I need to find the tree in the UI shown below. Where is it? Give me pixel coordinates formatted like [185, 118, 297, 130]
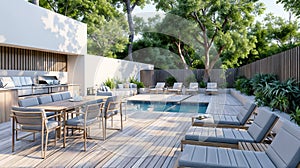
[37, 0, 128, 57]
[237, 14, 300, 66]
[155, 0, 264, 81]
[112, 0, 149, 61]
[277, 0, 300, 17]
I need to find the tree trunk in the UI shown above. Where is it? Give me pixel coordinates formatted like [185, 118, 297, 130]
[125, 0, 134, 61]
[176, 41, 189, 69]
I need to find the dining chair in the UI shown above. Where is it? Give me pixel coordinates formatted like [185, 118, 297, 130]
[63, 102, 105, 151]
[11, 106, 61, 159]
[100, 96, 123, 140]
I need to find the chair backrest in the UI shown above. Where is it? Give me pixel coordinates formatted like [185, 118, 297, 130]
[84, 103, 103, 121]
[207, 82, 217, 89]
[266, 122, 300, 168]
[237, 103, 257, 125]
[19, 97, 39, 107]
[11, 106, 46, 130]
[38, 95, 53, 104]
[155, 82, 165, 88]
[51, 93, 62, 102]
[173, 82, 183, 89]
[247, 110, 278, 142]
[61, 92, 71, 100]
[104, 96, 118, 109]
[189, 82, 198, 89]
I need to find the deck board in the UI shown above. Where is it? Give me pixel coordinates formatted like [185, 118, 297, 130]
[0, 93, 245, 167]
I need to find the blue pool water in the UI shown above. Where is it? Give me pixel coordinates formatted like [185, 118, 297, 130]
[127, 101, 208, 113]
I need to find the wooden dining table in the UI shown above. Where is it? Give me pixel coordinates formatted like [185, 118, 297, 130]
[31, 95, 109, 137]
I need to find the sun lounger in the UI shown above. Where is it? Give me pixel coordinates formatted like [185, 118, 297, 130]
[167, 82, 183, 94]
[181, 110, 278, 150]
[185, 82, 199, 94]
[149, 82, 165, 94]
[192, 103, 257, 128]
[205, 82, 218, 94]
[178, 121, 300, 168]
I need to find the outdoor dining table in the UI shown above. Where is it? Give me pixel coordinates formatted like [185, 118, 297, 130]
[30, 95, 109, 137]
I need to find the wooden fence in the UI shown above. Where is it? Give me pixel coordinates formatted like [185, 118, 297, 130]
[238, 46, 300, 83]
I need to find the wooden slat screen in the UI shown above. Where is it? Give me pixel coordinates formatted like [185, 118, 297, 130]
[0, 46, 67, 72]
[238, 46, 300, 83]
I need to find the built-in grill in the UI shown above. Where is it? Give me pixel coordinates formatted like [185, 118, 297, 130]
[38, 76, 60, 85]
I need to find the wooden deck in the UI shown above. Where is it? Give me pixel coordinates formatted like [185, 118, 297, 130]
[0, 93, 245, 167]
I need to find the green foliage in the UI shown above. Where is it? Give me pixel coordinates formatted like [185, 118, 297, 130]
[238, 14, 300, 66]
[199, 81, 206, 88]
[270, 94, 289, 112]
[277, 0, 300, 18]
[234, 77, 253, 96]
[166, 76, 177, 87]
[128, 77, 145, 89]
[103, 78, 116, 89]
[290, 107, 300, 126]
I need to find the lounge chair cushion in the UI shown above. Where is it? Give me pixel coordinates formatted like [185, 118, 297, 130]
[194, 115, 241, 125]
[179, 145, 276, 168]
[24, 77, 33, 86]
[237, 103, 256, 125]
[266, 122, 300, 168]
[38, 95, 53, 104]
[247, 111, 278, 142]
[185, 126, 254, 144]
[51, 93, 62, 102]
[61, 92, 71, 100]
[19, 97, 39, 107]
[12, 77, 22, 87]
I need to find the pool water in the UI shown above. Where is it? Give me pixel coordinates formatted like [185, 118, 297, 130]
[127, 101, 208, 113]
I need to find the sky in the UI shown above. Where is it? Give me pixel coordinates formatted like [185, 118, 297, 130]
[133, 0, 294, 21]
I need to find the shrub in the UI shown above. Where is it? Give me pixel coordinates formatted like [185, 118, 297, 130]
[199, 81, 206, 88]
[235, 77, 253, 95]
[291, 106, 300, 126]
[103, 78, 116, 89]
[166, 76, 177, 87]
[129, 76, 144, 89]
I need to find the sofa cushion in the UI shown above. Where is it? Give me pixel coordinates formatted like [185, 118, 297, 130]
[12, 77, 22, 87]
[24, 77, 33, 86]
[20, 77, 27, 86]
[51, 93, 63, 102]
[18, 97, 39, 107]
[61, 92, 71, 100]
[38, 95, 53, 104]
[0, 77, 15, 88]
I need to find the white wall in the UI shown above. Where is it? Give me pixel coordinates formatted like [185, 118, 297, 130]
[0, 0, 87, 55]
[84, 55, 154, 95]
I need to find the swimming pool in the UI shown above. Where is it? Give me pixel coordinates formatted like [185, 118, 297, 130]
[127, 101, 208, 113]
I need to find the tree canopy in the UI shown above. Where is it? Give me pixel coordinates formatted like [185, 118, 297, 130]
[277, 0, 300, 17]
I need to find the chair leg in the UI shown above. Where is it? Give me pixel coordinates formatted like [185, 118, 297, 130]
[84, 128, 87, 151]
[111, 117, 113, 127]
[44, 131, 49, 159]
[41, 130, 44, 159]
[63, 126, 67, 148]
[102, 118, 106, 140]
[12, 119, 15, 152]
